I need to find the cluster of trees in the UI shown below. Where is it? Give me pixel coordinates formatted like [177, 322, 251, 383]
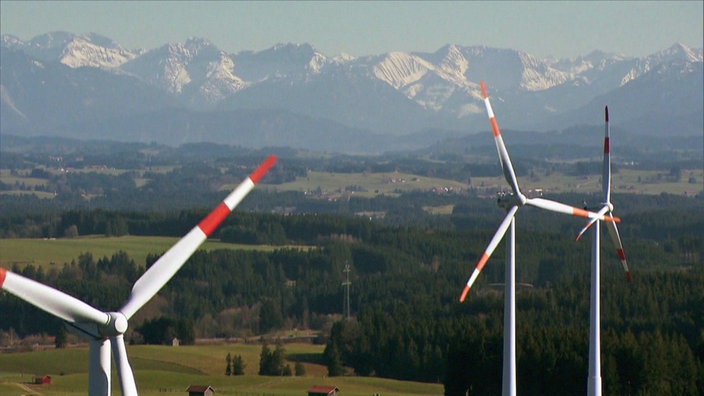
[323, 269, 703, 395]
[225, 352, 246, 376]
[1, 206, 701, 394]
[136, 317, 195, 345]
[258, 340, 305, 376]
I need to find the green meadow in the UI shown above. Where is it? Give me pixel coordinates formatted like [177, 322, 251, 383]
[3, 167, 701, 201]
[469, 168, 703, 196]
[0, 236, 297, 269]
[0, 344, 443, 395]
[268, 168, 702, 198]
[253, 171, 468, 198]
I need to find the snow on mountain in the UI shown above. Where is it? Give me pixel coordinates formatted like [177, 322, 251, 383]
[373, 52, 434, 89]
[60, 35, 138, 68]
[232, 43, 331, 82]
[1, 32, 701, 152]
[1, 34, 24, 48]
[120, 37, 246, 107]
[5, 32, 139, 69]
[515, 51, 570, 90]
[620, 43, 703, 85]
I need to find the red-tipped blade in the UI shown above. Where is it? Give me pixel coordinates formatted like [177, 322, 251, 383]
[603, 106, 611, 204]
[459, 206, 518, 302]
[250, 154, 278, 184]
[576, 205, 610, 241]
[199, 154, 278, 236]
[480, 81, 524, 202]
[605, 216, 631, 282]
[121, 155, 277, 319]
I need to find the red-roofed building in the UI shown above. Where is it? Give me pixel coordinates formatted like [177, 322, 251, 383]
[33, 375, 52, 385]
[186, 385, 214, 396]
[307, 385, 339, 396]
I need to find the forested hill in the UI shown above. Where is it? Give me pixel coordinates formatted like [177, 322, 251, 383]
[1, 138, 702, 394]
[1, 200, 702, 395]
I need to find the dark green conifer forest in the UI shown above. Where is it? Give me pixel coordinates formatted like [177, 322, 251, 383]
[1, 140, 702, 395]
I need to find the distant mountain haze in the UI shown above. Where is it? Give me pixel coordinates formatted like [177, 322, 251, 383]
[1, 32, 701, 153]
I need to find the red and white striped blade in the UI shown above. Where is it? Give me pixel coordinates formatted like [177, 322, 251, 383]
[89, 338, 112, 396]
[120, 155, 277, 319]
[481, 81, 525, 202]
[524, 197, 617, 223]
[604, 215, 631, 282]
[460, 205, 519, 302]
[112, 334, 138, 396]
[0, 267, 109, 326]
[576, 205, 611, 241]
[603, 106, 612, 205]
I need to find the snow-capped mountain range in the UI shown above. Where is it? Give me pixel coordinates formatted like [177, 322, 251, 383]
[1, 32, 702, 153]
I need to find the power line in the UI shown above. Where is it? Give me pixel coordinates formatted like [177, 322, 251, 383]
[342, 263, 351, 320]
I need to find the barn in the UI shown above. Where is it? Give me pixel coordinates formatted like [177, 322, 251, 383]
[307, 385, 339, 396]
[186, 385, 214, 396]
[33, 375, 52, 384]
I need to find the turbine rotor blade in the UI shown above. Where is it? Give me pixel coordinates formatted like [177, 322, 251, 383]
[0, 267, 109, 325]
[89, 338, 112, 396]
[604, 216, 631, 282]
[603, 106, 611, 204]
[481, 81, 525, 202]
[576, 205, 611, 241]
[524, 197, 618, 223]
[120, 155, 277, 319]
[460, 205, 519, 302]
[112, 334, 138, 396]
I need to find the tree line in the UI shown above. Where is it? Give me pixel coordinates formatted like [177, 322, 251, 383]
[0, 196, 702, 394]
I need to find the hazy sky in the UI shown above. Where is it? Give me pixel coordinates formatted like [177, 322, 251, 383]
[1, 1, 702, 58]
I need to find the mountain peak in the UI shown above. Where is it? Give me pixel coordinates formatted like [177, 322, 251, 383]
[184, 37, 217, 53]
[2, 32, 702, 148]
[373, 51, 433, 89]
[650, 43, 702, 63]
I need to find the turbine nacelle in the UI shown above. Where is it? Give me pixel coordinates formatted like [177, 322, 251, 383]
[71, 312, 128, 340]
[497, 192, 522, 210]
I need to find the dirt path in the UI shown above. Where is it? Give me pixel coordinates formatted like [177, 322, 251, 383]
[0, 380, 40, 395]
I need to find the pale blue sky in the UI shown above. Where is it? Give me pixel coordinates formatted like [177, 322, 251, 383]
[1, 1, 702, 58]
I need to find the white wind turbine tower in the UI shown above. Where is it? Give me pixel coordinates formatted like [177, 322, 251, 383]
[576, 107, 631, 396]
[0, 155, 277, 396]
[459, 81, 618, 396]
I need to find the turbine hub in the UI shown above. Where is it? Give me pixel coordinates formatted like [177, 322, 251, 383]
[101, 312, 129, 337]
[497, 192, 522, 209]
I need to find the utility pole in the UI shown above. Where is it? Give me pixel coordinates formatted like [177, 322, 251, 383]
[342, 263, 351, 320]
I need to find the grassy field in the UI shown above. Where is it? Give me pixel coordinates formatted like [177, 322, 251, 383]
[3, 166, 701, 201]
[468, 168, 703, 196]
[0, 236, 304, 269]
[268, 170, 468, 198]
[0, 343, 443, 395]
[268, 168, 702, 198]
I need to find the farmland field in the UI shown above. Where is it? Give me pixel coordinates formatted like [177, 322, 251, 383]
[0, 343, 443, 395]
[3, 166, 701, 201]
[269, 168, 703, 197]
[0, 236, 303, 269]
[467, 168, 703, 196]
[266, 170, 468, 198]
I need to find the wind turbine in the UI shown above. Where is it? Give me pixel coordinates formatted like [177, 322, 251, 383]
[459, 81, 618, 396]
[576, 107, 631, 396]
[0, 154, 277, 396]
